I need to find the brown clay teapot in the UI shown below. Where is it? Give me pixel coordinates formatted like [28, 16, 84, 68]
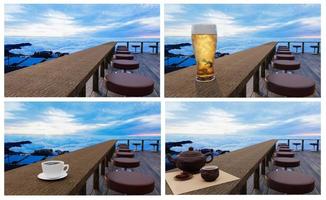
[167, 147, 213, 173]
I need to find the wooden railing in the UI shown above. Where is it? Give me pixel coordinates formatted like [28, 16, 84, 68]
[117, 41, 160, 54]
[5, 42, 116, 97]
[166, 140, 277, 194]
[277, 41, 320, 54]
[117, 139, 160, 152]
[165, 42, 277, 97]
[5, 140, 116, 195]
[277, 139, 320, 151]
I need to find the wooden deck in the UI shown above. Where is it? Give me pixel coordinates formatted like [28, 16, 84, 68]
[87, 151, 161, 195]
[166, 140, 277, 194]
[248, 53, 321, 97]
[247, 151, 321, 194]
[87, 53, 160, 97]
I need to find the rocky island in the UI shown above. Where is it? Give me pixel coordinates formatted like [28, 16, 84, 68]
[5, 141, 69, 171]
[4, 43, 69, 73]
[165, 43, 229, 73]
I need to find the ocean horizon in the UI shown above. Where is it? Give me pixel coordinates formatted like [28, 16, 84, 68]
[5, 36, 160, 56]
[165, 36, 320, 55]
[5, 134, 161, 154]
[166, 134, 320, 152]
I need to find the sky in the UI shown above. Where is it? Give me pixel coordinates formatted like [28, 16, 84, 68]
[5, 4, 160, 38]
[5, 102, 161, 137]
[165, 4, 321, 38]
[166, 102, 320, 137]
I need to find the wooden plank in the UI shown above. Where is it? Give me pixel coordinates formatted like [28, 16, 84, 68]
[93, 69, 99, 92]
[5, 140, 116, 195]
[166, 140, 277, 194]
[5, 42, 116, 97]
[165, 42, 277, 97]
[93, 166, 99, 190]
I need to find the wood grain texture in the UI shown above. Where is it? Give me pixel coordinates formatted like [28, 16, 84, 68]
[5, 42, 116, 97]
[166, 140, 277, 194]
[5, 140, 116, 195]
[165, 42, 277, 97]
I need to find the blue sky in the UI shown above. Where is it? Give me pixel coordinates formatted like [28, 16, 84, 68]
[5, 4, 160, 38]
[166, 102, 320, 137]
[165, 4, 321, 38]
[5, 102, 161, 137]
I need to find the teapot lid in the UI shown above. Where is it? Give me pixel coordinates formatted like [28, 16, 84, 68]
[179, 147, 203, 157]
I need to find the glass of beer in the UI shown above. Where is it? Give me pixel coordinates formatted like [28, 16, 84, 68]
[191, 24, 217, 82]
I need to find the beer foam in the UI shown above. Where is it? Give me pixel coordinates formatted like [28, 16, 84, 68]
[192, 24, 217, 35]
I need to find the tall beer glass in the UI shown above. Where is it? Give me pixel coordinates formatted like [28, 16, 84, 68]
[191, 24, 217, 82]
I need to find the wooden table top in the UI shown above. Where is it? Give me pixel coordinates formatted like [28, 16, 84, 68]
[165, 42, 277, 97]
[5, 140, 116, 195]
[5, 42, 116, 97]
[166, 140, 277, 194]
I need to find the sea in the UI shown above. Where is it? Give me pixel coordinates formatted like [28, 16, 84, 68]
[166, 134, 320, 152]
[5, 36, 160, 55]
[5, 134, 161, 153]
[5, 134, 160, 170]
[165, 36, 320, 55]
[165, 36, 320, 71]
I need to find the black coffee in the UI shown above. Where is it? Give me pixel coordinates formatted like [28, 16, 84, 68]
[45, 162, 60, 165]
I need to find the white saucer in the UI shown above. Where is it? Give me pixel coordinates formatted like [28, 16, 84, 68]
[37, 172, 68, 181]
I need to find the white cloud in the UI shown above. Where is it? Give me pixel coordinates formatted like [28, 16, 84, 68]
[5, 102, 27, 120]
[166, 108, 274, 135]
[5, 10, 113, 37]
[166, 106, 320, 135]
[5, 108, 116, 135]
[165, 9, 320, 37]
[5, 108, 160, 136]
[165, 4, 186, 22]
[124, 114, 161, 127]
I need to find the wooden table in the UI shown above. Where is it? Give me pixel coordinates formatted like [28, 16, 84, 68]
[166, 140, 277, 194]
[5, 42, 116, 97]
[165, 42, 277, 97]
[5, 140, 116, 195]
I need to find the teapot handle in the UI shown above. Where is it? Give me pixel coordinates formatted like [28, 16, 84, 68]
[205, 152, 214, 163]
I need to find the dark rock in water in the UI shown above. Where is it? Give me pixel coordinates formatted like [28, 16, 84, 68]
[165, 42, 230, 74]
[31, 149, 53, 156]
[216, 52, 229, 58]
[5, 141, 32, 154]
[32, 51, 53, 58]
[200, 148, 214, 154]
[166, 140, 193, 154]
[54, 52, 69, 57]
[55, 150, 69, 155]
[5, 43, 32, 57]
[165, 43, 191, 57]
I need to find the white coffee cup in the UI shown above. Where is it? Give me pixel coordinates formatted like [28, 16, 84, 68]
[41, 160, 69, 178]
